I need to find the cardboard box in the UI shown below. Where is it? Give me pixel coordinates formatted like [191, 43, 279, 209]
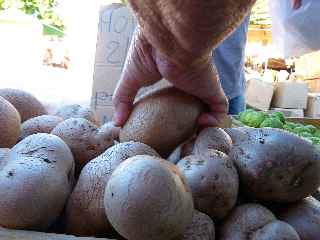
[272, 81, 308, 109]
[305, 78, 320, 93]
[245, 79, 275, 110]
[295, 51, 320, 79]
[305, 93, 320, 118]
[91, 4, 136, 124]
[270, 108, 304, 118]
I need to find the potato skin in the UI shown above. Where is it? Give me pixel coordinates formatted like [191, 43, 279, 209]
[104, 155, 194, 240]
[219, 204, 276, 240]
[175, 211, 215, 240]
[51, 118, 117, 172]
[0, 96, 21, 148]
[0, 88, 47, 122]
[0, 148, 10, 168]
[177, 151, 239, 221]
[0, 133, 74, 230]
[223, 127, 252, 146]
[251, 220, 300, 240]
[97, 122, 120, 142]
[64, 142, 159, 237]
[55, 104, 99, 126]
[231, 128, 320, 202]
[19, 115, 63, 141]
[193, 128, 232, 155]
[277, 197, 320, 240]
[120, 87, 204, 157]
[168, 136, 196, 164]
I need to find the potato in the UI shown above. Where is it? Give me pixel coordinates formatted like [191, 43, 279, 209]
[277, 197, 320, 240]
[168, 136, 196, 164]
[104, 155, 194, 240]
[223, 127, 252, 146]
[220, 204, 299, 240]
[120, 87, 204, 157]
[0, 96, 21, 148]
[55, 104, 99, 126]
[231, 128, 320, 202]
[193, 128, 232, 155]
[175, 210, 215, 240]
[98, 121, 120, 142]
[0, 133, 74, 230]
[220, 204, 276, 239]
[177, 151, 239, 221]
[51, 118, 118, 173]
[312, 189, 320, 201]
[0, 88, 47, 122]
[251, 221, 300, 240]
[64, 141, 159, 237]
[0, 148, 10, 168]
[19, 115, 63, 141]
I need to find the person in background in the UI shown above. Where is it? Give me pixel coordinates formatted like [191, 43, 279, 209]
[215, 0, 302, 115]
[112, 0, 302, 126]
[213, 15, 250, 115]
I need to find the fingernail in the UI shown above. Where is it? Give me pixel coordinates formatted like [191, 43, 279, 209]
[206, 115, 218, 125]
[198, 113, 218, 127]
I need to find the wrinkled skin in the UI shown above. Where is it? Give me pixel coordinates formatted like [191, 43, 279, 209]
[113, 0, 256, 127]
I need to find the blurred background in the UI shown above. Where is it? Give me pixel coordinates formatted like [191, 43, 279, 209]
[0, 0, 123, 109]
[0, 0, 319, 115]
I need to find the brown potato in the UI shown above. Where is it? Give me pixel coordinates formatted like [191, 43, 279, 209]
[0, 148, 10, 168]
[120, 87, 204, 157]
[251, 220, 300, 240]
[175, 210, 215, 240]
[0, 88, 47, 122]
[177, 151, 239, 221]
[193, 128, 232, 155]
[168, 135, 196, 164]
[223, 127, 253, 146]
[51, 118, 118, 173]
[97, 121, 120, 142]
[312, 189, 320, 201]
[219, 204, 299, 240]
[64, 142, 159, 237]
[277, 197, 320, 240]
[55, 104, 99, 126]
[231, 128, 320, 202]
[0, 133, 74, 230]
[220, 204, 276, 239]
[104, 155, 194, 240]
[19, 115, 63, 141]
[0, 96, 21, 148]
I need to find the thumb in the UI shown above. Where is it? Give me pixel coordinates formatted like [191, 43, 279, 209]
[112, 28, 161, 126]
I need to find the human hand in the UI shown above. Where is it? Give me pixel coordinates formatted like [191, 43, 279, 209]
[112, 0, 256, 127]
[112, 27, 228, 127]
[292, 0, 302, 9]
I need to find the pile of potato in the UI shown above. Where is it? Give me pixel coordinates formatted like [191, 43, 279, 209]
[0, 87, 320, 240]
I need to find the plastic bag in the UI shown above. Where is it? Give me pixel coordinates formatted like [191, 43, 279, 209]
[270, 0, 320, 58]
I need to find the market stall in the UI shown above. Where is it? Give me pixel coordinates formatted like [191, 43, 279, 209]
[0, 0, 320, 240]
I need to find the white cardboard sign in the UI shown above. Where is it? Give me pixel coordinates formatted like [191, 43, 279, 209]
[91, 3, 136, 123]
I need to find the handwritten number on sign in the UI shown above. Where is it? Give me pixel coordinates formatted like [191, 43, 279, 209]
[114, 16, 129, 33]
[106, 41, 121, 64]
[100, 8, 129, 34]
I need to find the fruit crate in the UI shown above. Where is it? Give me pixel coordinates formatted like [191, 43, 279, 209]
[0, 227, 113, 240]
